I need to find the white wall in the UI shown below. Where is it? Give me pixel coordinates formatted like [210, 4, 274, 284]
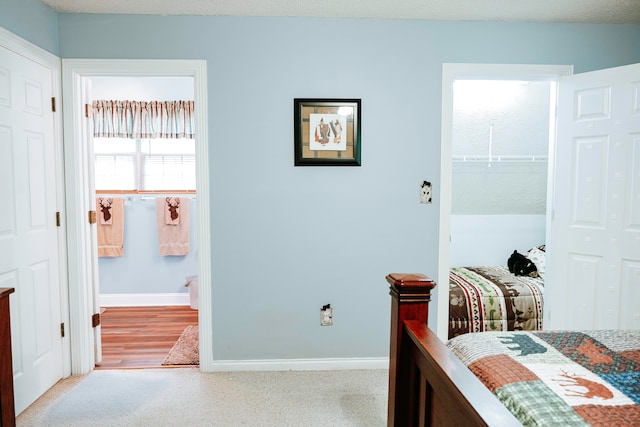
[450, 215, 546, 266]
[91, 76, 193, 101]
[449, 81, 551, 269]
[452, 80, 552, 215]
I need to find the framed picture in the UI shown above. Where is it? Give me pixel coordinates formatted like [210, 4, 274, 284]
[294, 98, 361, 166]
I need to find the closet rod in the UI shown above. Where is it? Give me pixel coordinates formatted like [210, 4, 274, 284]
[452, 155, 548, 163]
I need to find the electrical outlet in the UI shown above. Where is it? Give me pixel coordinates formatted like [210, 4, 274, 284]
[320, 305, 333, 326]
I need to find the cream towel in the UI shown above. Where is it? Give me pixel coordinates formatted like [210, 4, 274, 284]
[97, 197, 125, 257]
[156, 197, 190, 256]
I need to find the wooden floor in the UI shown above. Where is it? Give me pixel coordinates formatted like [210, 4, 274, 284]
[96, 305, 198, 369]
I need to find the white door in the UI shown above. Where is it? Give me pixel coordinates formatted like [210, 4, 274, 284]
[0, 46, 64, 413]
[546, 63, 640, 330]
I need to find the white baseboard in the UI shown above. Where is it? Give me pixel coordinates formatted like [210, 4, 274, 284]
[100, 293, 191, 307]
[205, 357, 389, 372]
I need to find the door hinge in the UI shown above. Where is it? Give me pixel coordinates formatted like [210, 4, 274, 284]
[88, 210, 96, 224]
[85, 103, 92, 118]
[56, 211, 61, 227]
[60, 322, 65, 338]
[51, 97, 56, 112]
[92, 313, 101, 328]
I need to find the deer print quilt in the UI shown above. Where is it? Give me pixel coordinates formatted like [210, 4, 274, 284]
[447, 330, 640, 426]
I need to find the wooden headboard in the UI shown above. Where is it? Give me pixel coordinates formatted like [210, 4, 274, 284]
[386, 273, 520, 426]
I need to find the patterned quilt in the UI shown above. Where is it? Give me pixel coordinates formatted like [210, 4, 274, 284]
[449, 266, 544, 339]
[447, 330, 640, 426]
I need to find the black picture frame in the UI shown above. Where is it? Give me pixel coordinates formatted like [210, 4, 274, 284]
[294, 98, 361, 166]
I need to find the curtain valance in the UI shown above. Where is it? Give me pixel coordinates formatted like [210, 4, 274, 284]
[92, 100, 195, 139]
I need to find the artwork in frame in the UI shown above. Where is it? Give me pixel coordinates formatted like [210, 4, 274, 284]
[293, 98, 361, 166]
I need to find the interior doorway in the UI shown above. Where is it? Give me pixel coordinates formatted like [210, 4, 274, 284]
[61, 59, 213, 374]
[89, 75, 200, 368]
[435, 63, 573, 340]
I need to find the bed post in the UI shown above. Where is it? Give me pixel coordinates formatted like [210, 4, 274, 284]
[386, 273, 435, 427]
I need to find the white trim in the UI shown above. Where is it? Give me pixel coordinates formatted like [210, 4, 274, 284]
[209, 357, 389, 372]
[62, 59, 211, 375]
[100, 293, 190, 307]
[0, 26, 58, 65]
[437, 63, 573, 341]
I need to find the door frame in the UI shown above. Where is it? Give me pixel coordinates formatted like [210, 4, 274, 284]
[61, 59, 213, 373]
[436, 63, 573, 340]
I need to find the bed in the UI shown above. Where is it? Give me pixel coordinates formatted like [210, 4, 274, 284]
[449, 266, 544, 339]
[386, 273, 640, 427]
[448, 246, 546, 339]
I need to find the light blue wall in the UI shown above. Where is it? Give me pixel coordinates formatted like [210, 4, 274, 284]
[4, 7, 640, 360]
[98, 197, 198, 295]
[0, 0, 59, 54]
[55, 14, 640, 361]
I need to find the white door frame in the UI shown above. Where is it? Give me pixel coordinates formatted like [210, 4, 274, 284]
[437, 63, 573, 340]
[61, 59, 213, 373]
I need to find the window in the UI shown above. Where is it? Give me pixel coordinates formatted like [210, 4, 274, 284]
[94, 137, 196, 192]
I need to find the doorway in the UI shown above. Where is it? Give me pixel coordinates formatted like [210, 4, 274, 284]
[89, 75, 199, 368]
[61, 59, 212, 374]
[435, 63, 573, 339]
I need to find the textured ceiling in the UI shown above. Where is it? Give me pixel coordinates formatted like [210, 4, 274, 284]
[40, 0, 640, 23]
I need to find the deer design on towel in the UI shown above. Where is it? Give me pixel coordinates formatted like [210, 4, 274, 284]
[99, 198, 113, 223]
[166, 197, 180, 222]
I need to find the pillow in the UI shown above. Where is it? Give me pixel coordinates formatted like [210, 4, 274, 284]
[527, 247, 546, 278]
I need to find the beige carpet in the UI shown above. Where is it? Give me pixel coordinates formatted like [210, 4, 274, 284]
[162, 325, 199, 365]
[16, 368, 388, 426]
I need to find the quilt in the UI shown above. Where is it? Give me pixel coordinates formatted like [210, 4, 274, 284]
[449, 266, 544, 339]
[447, 330, 640, 426]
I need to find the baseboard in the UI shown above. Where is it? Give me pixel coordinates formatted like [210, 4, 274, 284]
[100, 293, 190, 307]
[205, 357, 389, 372]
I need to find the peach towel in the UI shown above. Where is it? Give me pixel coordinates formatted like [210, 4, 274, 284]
[156, 197, 190, 256]
[97, 197, 124, 257]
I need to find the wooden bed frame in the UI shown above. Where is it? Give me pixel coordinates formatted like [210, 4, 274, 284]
[386, 273, 521, 426]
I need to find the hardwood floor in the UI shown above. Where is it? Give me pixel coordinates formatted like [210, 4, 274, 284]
[96, 305, 198, 369]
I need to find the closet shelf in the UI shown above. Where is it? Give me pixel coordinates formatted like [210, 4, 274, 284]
[452, 154, 548, 163]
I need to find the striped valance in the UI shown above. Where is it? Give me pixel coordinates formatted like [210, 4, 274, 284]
[92, 100, 195, 139]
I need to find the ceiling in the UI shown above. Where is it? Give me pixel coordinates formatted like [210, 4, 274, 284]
[41, 0, 640, 23]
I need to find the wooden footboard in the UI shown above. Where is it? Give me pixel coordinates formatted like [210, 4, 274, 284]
[386, 273, 520, 426]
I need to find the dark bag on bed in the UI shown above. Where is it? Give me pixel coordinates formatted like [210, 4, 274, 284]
[507, 250, 539, 277]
